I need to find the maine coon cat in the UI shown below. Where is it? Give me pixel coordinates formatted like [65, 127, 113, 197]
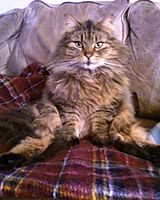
[0, 15, 160, 169]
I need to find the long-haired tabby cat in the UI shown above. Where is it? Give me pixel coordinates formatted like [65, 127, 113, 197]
[0, 15, 160, 169]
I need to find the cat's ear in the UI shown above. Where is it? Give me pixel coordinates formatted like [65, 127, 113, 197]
[65, 14, 81, 31]
[98, 17, 114, 34]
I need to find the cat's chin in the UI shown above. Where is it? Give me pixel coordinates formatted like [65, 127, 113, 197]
[82, 63, 101, 71]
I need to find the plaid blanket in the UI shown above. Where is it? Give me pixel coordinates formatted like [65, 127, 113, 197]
[0, 63, 49, 113]
[0, 64, 160, 199]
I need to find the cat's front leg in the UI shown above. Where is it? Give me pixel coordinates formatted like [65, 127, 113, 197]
[59, 110, 80, 146]
[89, 110, 112, 147]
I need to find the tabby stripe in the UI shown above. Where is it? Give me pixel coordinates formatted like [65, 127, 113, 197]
[62, 111, 80, 117]
[62, 122, 78, 127]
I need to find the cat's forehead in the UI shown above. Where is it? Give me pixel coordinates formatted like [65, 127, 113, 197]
[70, 20, 108, 41]
[82, 20, 95, 31]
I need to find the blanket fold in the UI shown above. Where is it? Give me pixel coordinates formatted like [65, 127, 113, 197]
[0, 63, 49, 112]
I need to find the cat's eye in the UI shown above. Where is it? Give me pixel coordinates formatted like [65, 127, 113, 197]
[95, 42, 103, 49]
[75, 41, 83, 48]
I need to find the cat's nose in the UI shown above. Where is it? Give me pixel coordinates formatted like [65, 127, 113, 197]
[85, 53, 93, 59]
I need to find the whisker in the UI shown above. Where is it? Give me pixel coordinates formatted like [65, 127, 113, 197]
[104, 61, 123, 68]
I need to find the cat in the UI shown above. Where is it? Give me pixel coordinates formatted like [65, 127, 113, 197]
[0, 15, 160, 170]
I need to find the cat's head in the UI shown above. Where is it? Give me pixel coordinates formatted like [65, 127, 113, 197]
[54, 15, 128, 71]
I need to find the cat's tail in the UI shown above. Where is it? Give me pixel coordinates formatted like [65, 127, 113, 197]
[111, 125, 160, 166]
[0, 135, 68, 170]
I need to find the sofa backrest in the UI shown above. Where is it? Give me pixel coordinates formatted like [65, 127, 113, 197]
[126, 0, 160, 119]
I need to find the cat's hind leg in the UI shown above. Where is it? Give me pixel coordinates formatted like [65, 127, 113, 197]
[0, 102, 62, 170]
[0, 136, 52, 170]
[32, 102, 62, 138]
[13, 102, 62, 158]
[110, 125, 160, 166]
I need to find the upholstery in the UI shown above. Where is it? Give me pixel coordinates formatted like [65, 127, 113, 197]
[126, 0, 160, 119]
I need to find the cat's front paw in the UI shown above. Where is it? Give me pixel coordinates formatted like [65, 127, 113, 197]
[90, 133, 110, 147]
[57, 126, 80, 146]
[64, 135, 80, 146]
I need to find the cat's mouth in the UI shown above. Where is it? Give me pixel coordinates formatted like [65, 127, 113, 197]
[79, 58, 104, 70]
[87, 60, 91, 66]
[83, 62, 99, 70]
[80, 59, 104, 70]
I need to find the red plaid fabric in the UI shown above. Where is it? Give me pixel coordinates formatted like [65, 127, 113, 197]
[0, 63, 49, 112]
[0, 64, 160, 199]
[0, 141, 160, 199]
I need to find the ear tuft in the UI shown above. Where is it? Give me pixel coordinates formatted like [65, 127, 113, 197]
[65, 14, 80, 31]
[98, 17, 114, 34]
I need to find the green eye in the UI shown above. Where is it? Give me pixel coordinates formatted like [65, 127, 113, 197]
[95, 42, 103, 49]
[75, 41, 83, 48]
